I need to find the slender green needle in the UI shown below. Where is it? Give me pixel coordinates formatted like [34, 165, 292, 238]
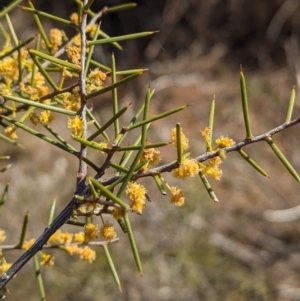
[27, 2, 51, 52]
[0, 133, 23, 147]
[0, 184, 9, 211]
[4, 13, 19, 45]
[128, 105, 188, 131]
[124, 213, 143, 276]
[22, 6, 76, 27]
[47, 199, 56, 225]
[153, 175, 167, 195]
[240, 66, 253, 139]
[198, 171, 219, 202]
[111, 53, 119, 136]
[286, 86, 296, 122]
[29, 49, 80, 71]
[0, 0, 23, 18]
[86, 72, 143, 100]
[238, 149, 269, 177]
[89, 177, 128, 208]
[104, 3, 137, 14]
[18, 213, 29, 248]
[87, 103, 131, 141]
[103, 245, 122, 292]
[265, 136, 300, 182]
[1, 115, 78, 154]
[207, 97, 215, 151]
[33, 255, 47, 301]
[88, 31, 157, 46]
[1, 95, 76, 115]
[176, 123, 183, 164]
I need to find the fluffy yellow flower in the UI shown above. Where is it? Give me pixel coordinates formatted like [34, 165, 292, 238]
[201, 127, 211, 143]
[0, 56, 18, 83]
[0, 262, 12, 274]
[48, 230, 63, 244]
[140, 147, 161, 168]
[172, 159, 199, 179]
[22, 239, 35, 250]
[68, 116, 84, 136]
[170, 128, 189, 151]
[65, 244, 81, 255]
[170, 186, 185, 206]
[84, 223, 98, 242]
[126, 182, 147, 213]
[215, 135, 235, 148]
[100, 222, 117, 241]
[63, 91, 80, 112]
[70, 12, 79, 24]
[33, 72, 46, 87]
[74, 232, 85, 243]
[4, 126, 18, 139]
[49, 28, 63, 53]
[60, 232, 73, 245]
[79, 246, 96, 263]
[201, 157, 223, 180]
[40, 253, 55, 267]
[88, 68, 107, 86]
[20, 81, 50, 101]
[66, 44, 80, 65]
[39, 110, 54, 124]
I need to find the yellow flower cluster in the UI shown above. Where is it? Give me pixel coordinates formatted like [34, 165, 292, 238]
[86, 24, 98, 38]
[201, 157, 223, 180]
[84, 223, 98, 242]
[215, 135, 235, 148]
[70, 12, 79, 24]
[39, 111, 55, 124]
[139, 147, 161, 170]
[0, 56, 18, 84]
[49, 28, 63, 54]
[22, 239, 35, 250]
[79, 246, 96, 263]
[99, 222, 117, 241]
[0, 44, 32, 90]
[172, 159, 199, 179]
[46, 229, 97, 263]
[47, 230, 73, 245]
[126, 181, 147, 213]
[0, 262, 12, 274]
[170, 128, 189, 151]
[86, 68, 107, 93]
[201, 127, 211, 143]
[4, 126, 18, 139]
[66, 44, 81, 65]
[40, 253, 55, 267]
[74, 232, 85, 243]
[62, 87, 81, 112]
[170, 186, 185, 206]
[68, 115, 84, 136]
[63, 244, 96, 263]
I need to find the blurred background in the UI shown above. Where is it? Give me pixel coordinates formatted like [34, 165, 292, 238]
[1, 0, 300, 300]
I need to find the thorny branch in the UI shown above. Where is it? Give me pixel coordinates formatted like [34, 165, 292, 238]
[0, 117, 299, 289]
